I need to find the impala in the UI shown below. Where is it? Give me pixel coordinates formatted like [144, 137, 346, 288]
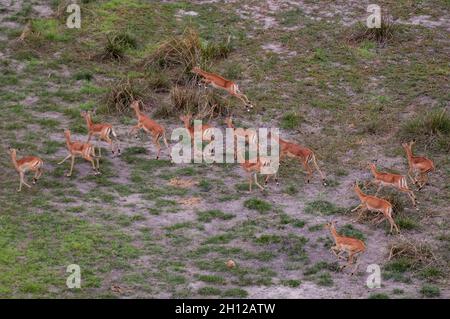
[192, 67, 253, 110]
[324, 221, 366, 275]
[8, 147, 44, 192]
[81, 110, 120, 156]
[402, 140, 435, 190]
[352, 181, 399, 233]
[129, 100, 170, 159]
[236, 149, 273, 192]
[368, 163, 417, 207]
[58, 130, 99, 177]
[270, 133, 326, 185]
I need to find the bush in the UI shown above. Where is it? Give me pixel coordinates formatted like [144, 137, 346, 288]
[102, 77, 147, 114]
[144, 27, 232, 73]
[347, 14, 396, 46]
[170, 83, 228, 118]
[400, 107, 450, 151]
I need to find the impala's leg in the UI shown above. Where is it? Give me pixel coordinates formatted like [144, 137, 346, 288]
[254, 173, 265, 191]
[153, 134, 162, 160]
[264, 174, 271, 185]
[93, 149, 100, 170]
[67, 156, 75, 177]
[350, 258, 360, 276]
[388, 216, 400, 234]
[86, 132, 93, 143]
[32, 169, 39, 184]
[375, 184, 382, 196]
[18, 171, 31, 191]
[310, 154, 326, 184]
[407, 168, 416, 185]
[58, 154, 71, 165]
[35, 167, 43, 182]
[301, 159, 313, 183]
[248, 174, 253, 192]
[351, 203, 363, 213]
[418, 173, 428, 190]
[104, 135, 114, 155]
[129, 125, 140, 138]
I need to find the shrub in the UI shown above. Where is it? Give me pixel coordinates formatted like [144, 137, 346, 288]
[347, 14, 396, 46]
[101, 77, 147, 114]
[400, 107, 450, 151]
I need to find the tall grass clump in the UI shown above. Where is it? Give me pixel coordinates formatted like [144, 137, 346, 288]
[400, 107, 450, 151]
[143, 28, 232, 74]
[169, 82, 228, 118]
[348, 14, 396, 46]
[101, 77, 147, 114]
[98, 32, 137, 61]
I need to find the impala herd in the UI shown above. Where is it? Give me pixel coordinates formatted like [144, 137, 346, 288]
[6, 67, 436, 275]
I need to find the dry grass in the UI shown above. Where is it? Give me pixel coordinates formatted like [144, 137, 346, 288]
[168, 177, 198, 188]
[347, 14, 396, 46]
[170, 83, 229, 119]
[144, 28, 202, 73]
[388, 238, 441, 272]
[102, 77, 147, 114]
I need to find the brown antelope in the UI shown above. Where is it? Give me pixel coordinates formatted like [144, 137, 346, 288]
[271, 133, 326, 185]
[352, 182, 399, 233]
[191, 67, 253, 110]
[8, 147, 44, 192]
[129, 100, 170, 159]
[324, 221, 366, 275]
[81, 110, 120, 156]
[402, 140, 434, 190]
[236, 149, 272, 192]
[368, 163, 417, 207]
[58, 130, 100, 177]
[179, 113, 214, 142]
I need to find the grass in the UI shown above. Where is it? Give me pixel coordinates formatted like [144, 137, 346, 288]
[304, 200, 344, 215]
[368, 293, 390, 299]
[420, 285, 440, 298]
[1, 0, 448, 300]
[280, 112, 302, 130]
[197, 210, 235, 222]
[243, 198, 272, 213]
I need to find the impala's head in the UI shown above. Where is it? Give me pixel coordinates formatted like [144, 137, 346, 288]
[80, 110, 88, 118]
[191, 66, 201, 74]
[179, 114, 191, 124]
[130, 100, 140, 111]
[64, 129, 71, 138]
[402, 140, 415, 149]
[367, 162, 376, 170]
[324, 221, 336, 230]
[7, 147, 17, 156]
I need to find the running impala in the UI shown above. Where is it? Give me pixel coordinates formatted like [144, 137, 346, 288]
[402, 140, 434, 190]
[270, 132, 326, 185]
[58, 130, 100, 177]
[368, 163, 417, 208]
[81, 110, 120, 156]
[192, 67, 253, 111]
[324, 221, 366, 275]
[8, 147, 44, 192]
[352, 181, 399, 233]
[129, 100, 170, 160]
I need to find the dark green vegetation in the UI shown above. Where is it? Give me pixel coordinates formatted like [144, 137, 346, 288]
[0, 0, 448, 298]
